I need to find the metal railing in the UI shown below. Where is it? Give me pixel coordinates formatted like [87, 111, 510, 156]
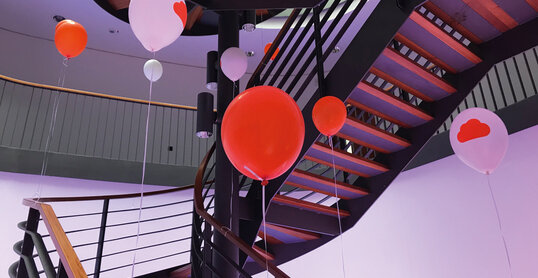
[437, 46, 538, 133]
[191, 143, 290, 278]
[0, 74, 214, 167]
[10, 186, 202, 278]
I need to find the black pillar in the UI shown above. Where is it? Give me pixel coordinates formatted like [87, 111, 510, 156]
[213, 11, 240, 278]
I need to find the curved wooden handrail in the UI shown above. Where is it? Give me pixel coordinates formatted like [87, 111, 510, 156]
[23, 185, 195, 203]
[23, 199, 87, 278]
[0, 73, 197, 110]
[194, 143, 290, 278]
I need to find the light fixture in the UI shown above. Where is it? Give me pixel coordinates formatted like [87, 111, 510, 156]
[206, 51, 218, 91]
[52, 15, 65, 23]
[246, 51, 255, 57]
[242, 10, 256, 32]
[196, 92, 215, 139]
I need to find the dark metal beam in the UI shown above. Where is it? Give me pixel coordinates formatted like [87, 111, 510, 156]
[213, 10, 240, 278]
[190, 0, 324, 11]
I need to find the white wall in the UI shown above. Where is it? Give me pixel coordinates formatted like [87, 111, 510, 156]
[257, 125, 538, 277]
[0, 173, 194, 277]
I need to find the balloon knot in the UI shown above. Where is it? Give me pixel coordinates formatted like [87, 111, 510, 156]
[261, 180, 268, 186]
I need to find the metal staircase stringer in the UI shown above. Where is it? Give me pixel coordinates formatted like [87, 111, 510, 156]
[238, 0, 427, 267]
[343, 16, 538, 230]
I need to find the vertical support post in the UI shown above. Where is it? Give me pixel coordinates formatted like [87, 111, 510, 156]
[313, 4, 326, 98]
[93, 199, 109, 278]
[17, 208, 40, 278]
[202, 221, 213, 277]
[213, 10, 240, 278]
[57, 260, 68, 278]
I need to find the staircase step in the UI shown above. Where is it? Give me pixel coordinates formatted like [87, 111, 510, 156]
[287, 169, 369, 199]
[169, 264, 191, 278]
[338, 116, 411, 154]
[272, 195, 350, 217]
[373, 47, 456, 100]
[348, 82, 433, 128]
[258, 222, 321, 244]
[306, 142, 389, 177]
[426, 0, 502, 42]
[397, 11, 482, 73]
[369, 67, 434, 102]
[421, 2, 483, 45]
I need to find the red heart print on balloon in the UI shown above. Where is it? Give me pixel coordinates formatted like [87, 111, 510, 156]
[457, 119, 491, 143]
[173, 1, 187, 28]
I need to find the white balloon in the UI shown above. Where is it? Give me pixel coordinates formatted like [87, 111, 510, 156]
[220, 47, 248, 82]
[129, 0, 187, 52]
[144, 59, 163, 82]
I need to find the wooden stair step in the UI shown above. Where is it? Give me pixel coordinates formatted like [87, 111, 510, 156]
[372, 47, 456, 101]
[309, 142, 389, 175]
[369, 67, 434, 102]
[288, 169, 369, 199]
[406, 11, 482, 65]
[421, 2, 483, 45]
[258, 222, 321, 244]
[338, 116, 411, 154]
[349, 82, 433, 128]
[272, 195, 350, 217]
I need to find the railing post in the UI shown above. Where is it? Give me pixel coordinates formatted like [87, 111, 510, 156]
[313, 4, 326, 98]
[57, 260, 68, 278]
[16, 208, 40, 278]
[93, 199, 109, 278]
[202, 221, 213, 277]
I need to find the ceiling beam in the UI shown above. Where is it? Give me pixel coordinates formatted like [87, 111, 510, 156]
[190, 0, 324, 10]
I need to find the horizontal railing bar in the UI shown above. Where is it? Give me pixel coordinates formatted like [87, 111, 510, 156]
[79, 237, 191, 264]
[92, 250, 191, 276]
[103, 223, 192, 243]
[105, 211, 193, 228]
[0, 74, 198, 110]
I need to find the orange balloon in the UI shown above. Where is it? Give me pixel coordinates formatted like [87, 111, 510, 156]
[54, 20, 87, 59]
[222, 86, 305, 185]
[264, 43, 280, 61]
[312, 96, 347, 136]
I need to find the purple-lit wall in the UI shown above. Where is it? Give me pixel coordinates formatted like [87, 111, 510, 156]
[257, 125, 538, 277]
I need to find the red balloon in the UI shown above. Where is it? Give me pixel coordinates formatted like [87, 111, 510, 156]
[222, 86, 305, 184]
[55, 20, 87, 59]
[312, 96, 347, 136]
[264, 43, 280, 61]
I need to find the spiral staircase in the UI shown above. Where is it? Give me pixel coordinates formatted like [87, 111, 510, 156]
[8, 0, 538, 277]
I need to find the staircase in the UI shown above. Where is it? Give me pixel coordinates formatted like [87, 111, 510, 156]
[231, 0, 538, 274]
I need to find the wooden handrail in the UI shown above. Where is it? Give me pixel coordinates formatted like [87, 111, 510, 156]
[193, 143, 290, 278]
[23, 185, 195, 203]
[23, 199, 87, 278]
[0, 73, 197, 110]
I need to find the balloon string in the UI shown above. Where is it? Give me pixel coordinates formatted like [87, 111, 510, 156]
[262, 185, 269, 278]
[36, 58, 69, 200]
[329, 137, 346, 278]
[130, 62, 155, 278]
[486, 174, 513, 278]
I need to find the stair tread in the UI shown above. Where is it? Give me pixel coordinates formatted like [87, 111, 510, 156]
[272, 195, 350, 217]
[369, 67, 434, 102]
[288, 168, 369, 199]
[338, 116, 411, 153]
[422, 2, 483, 45]
[400, 11, 482, 70]
[373, 48, 456, 101]
[310, 142, 389, 173]
[349, 81, 433, 128]
[259, 222, 321, 244]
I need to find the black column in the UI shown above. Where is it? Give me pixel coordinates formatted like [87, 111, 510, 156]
[213, 11, 240, 278]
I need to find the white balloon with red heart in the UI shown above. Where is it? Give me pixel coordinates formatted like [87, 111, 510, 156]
[449, 108, 508, 175]
[129, 0, 187, 52]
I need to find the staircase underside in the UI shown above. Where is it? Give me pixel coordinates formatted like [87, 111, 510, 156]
[241, 0, 538, 274]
